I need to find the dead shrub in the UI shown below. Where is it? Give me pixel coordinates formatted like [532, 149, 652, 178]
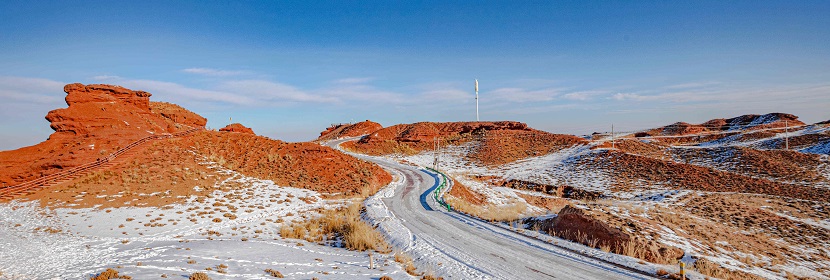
[380, 276, 393, 280]
[90, 268, 132, 280]
[280, 203, 390, 252]
[394, 251, 417, 276]
[264, 268, 284, 278]
[446, 196, 527, 222]
[188, 272, 211, 280]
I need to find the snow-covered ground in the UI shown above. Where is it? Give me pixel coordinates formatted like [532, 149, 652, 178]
[0, 159, 412, 279]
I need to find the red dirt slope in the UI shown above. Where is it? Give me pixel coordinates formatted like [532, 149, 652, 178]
[317, 120, 383, 141]
[0, 83, 206, 186]
[187, 131, 391, 195]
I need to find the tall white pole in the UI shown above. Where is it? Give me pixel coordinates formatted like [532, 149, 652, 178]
[475, 79, 479, 122]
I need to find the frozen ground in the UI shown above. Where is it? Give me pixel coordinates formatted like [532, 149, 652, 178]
[0, 160, 412, 279]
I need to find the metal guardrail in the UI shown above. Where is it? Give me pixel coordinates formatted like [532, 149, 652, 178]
[0, 127, 204, 199]
[426, 167, 452, 212]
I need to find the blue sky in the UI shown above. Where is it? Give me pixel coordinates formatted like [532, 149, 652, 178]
[1, 1, 829, 149]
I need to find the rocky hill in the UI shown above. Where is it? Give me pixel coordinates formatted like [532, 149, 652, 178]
[1, 83, 391, 204]
[0, 83, 206, 185]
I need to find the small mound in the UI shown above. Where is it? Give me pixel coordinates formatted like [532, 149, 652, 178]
[317, 120, 382, 141]
[219, 123, 255, 135]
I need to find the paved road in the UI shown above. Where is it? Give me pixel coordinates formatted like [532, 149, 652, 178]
[328, 138, 652, 280]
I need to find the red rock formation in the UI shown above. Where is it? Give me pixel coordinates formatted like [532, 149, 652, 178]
[219, 123, 255, 135]
[0, 83, 206, 186]
[317, 120, 383, 141]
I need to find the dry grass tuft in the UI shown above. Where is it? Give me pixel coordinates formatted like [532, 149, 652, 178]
[280, 203, 390, 252]
[379, 276, 393, 280]
[394, 251, 418, 276]
[264, 268, 284, 278]
[188, 272, 211, 280]
[446, 196, 527, 222]
[694, 258, 764, 280]
[90, 268, 132, 280]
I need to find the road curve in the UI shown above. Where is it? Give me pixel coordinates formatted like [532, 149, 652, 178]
[328, 138, 653, 280]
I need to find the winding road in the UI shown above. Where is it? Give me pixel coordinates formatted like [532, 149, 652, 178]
[328, 138, 653, 280]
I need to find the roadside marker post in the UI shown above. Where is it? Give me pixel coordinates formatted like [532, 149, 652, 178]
[679, 261, 686, 280]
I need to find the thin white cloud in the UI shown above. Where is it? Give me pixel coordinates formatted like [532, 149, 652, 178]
[562, 90, 607, 101]
[220, 80, 337, 103]
[664, 82, 719, 90]
[182, 68, 247, 77]
[488, 87, 559, 103]
[333, 77, 375, 84]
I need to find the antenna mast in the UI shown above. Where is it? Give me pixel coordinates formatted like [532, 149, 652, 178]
[475, 79, 479, 121]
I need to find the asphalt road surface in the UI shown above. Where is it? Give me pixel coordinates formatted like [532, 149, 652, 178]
[328, 138, 653, 280]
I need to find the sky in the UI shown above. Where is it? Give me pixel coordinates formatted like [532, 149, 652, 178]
[1, 1, 829, 150]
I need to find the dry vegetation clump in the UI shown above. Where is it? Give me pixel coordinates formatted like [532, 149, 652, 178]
[446, 195, 528, 222]
[379, 276, 393, 280]
[90, 268, 132, 280]
[187, 130, 391, 196]
[264, 268, 284, 278]
[394, 251, 418, 276]
[280, 203, 390, 252]
[693, 258, 764, 280]
[188, 272, 211, 280]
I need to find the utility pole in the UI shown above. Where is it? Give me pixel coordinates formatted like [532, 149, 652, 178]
[611, 124, 615, 149]
[785, 120, 789, 150]
[475, 79, 479, 122]
[433, 137, 440, 170]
